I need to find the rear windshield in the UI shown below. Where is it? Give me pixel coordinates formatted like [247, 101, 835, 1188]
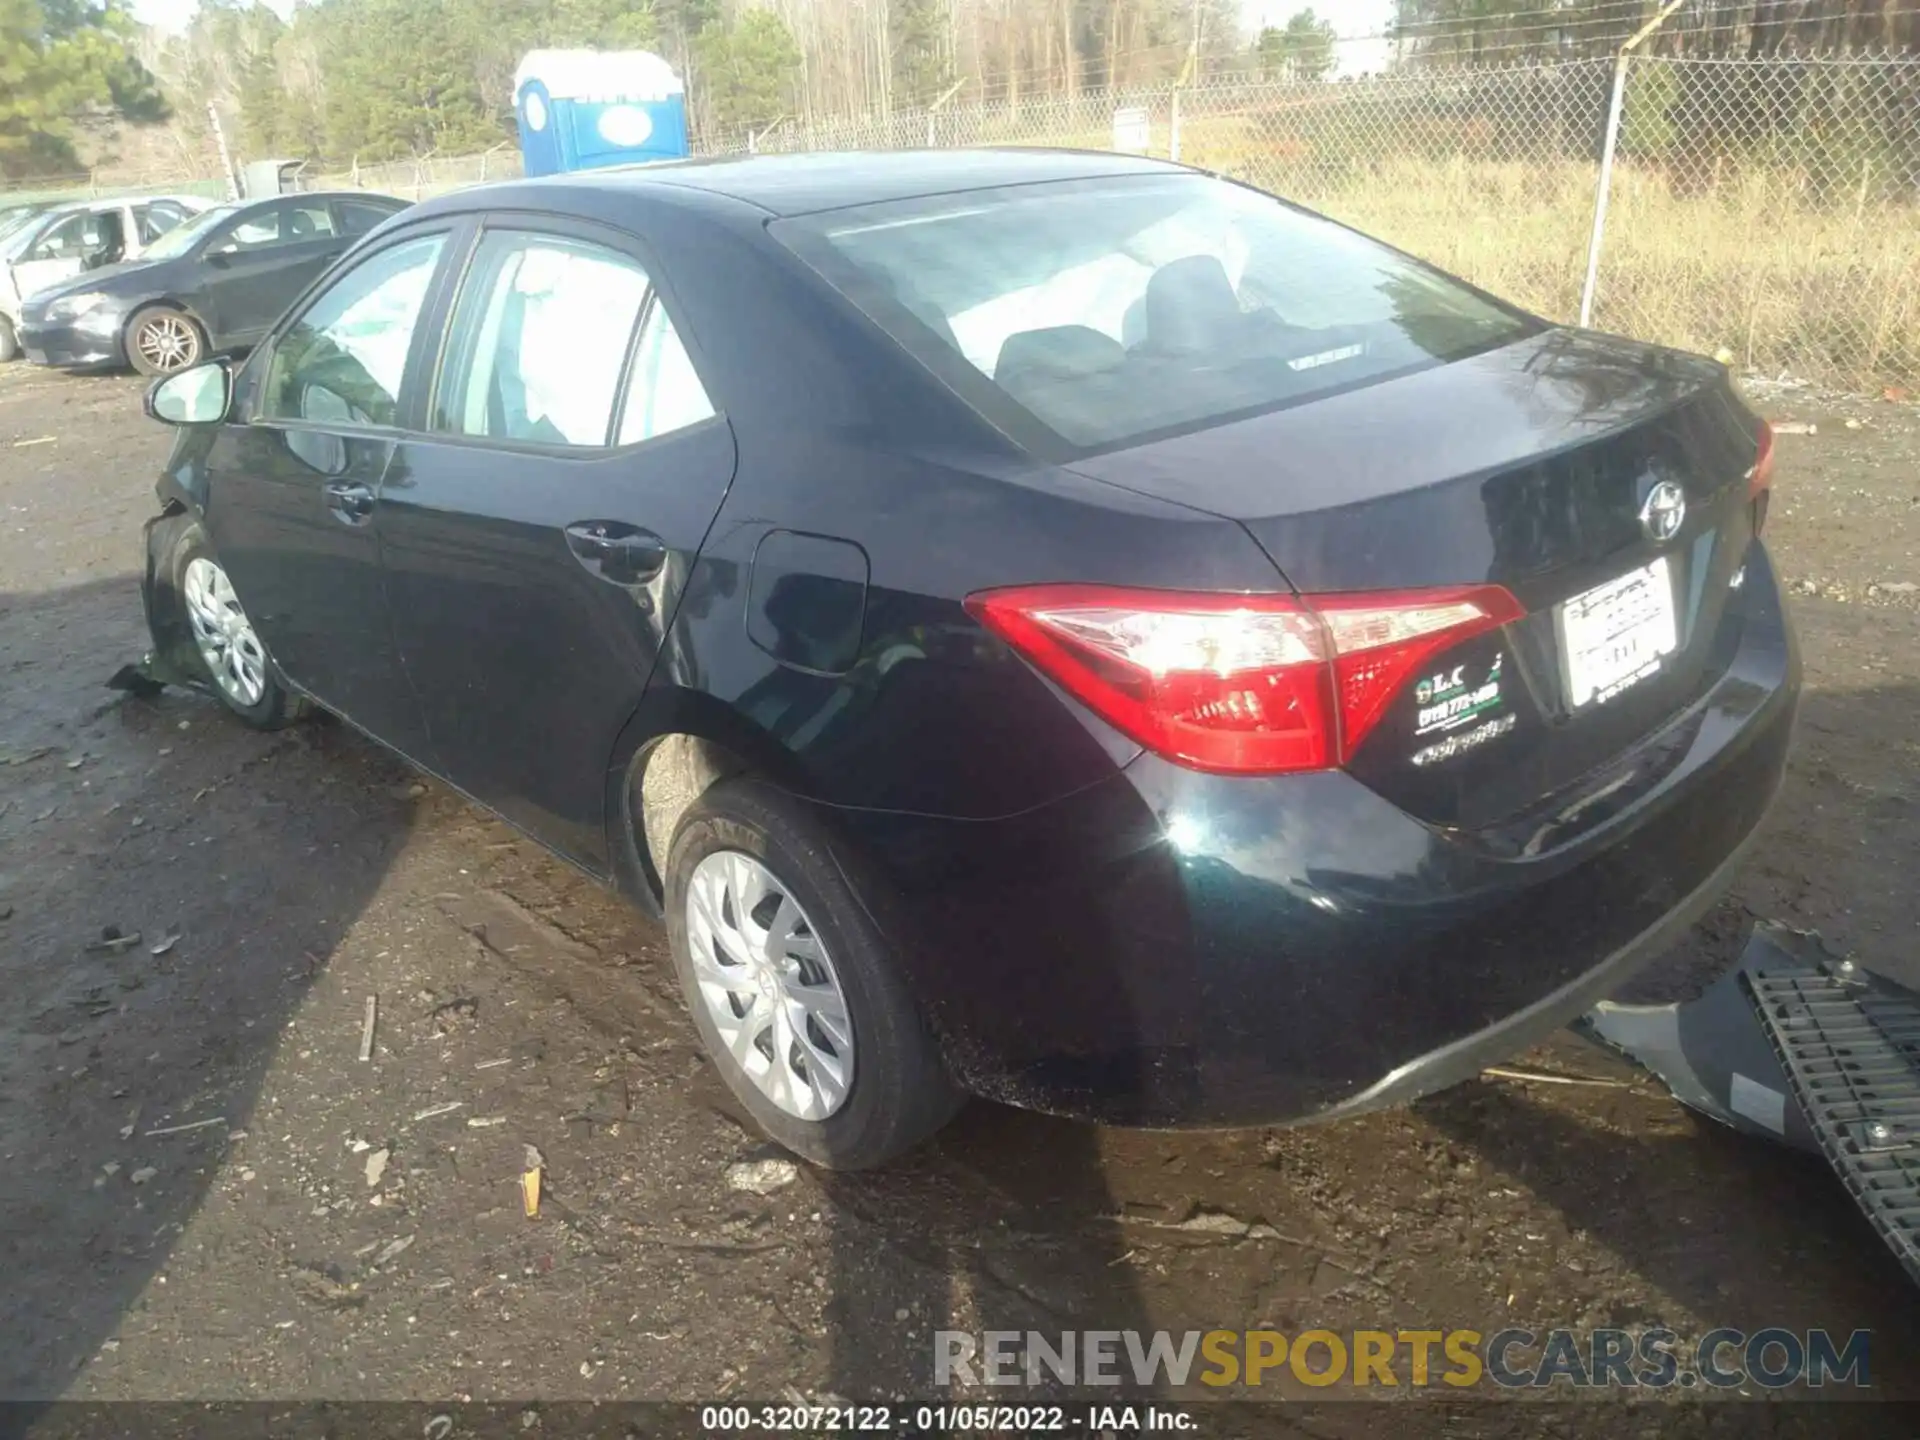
[775, 173, 1536, 452]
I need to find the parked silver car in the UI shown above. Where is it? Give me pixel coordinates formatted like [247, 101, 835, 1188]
[0, 194, 215, 362]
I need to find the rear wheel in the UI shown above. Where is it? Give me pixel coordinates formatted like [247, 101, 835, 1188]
[0, 314, 18, 363]
[664, 779, 961, 1169]
[170, 525, 305, 729]
[127, 306, 204, 376]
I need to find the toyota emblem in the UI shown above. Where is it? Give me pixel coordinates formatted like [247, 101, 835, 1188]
[1639, 480, 1687, 543]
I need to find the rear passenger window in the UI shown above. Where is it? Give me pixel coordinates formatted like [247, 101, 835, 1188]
[338, 200, 396, 236]
[281, 201, 337, 242]
[617, 302, 714, 445]
[137, 201, 189, 244]
[434, 232, 649, 447]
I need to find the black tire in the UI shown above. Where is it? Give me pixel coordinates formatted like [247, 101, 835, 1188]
[664, 778, 962, 1170]
[160, 520, 306, 729]
[0, 314, 18, 363]
[126, 305, 205, 377]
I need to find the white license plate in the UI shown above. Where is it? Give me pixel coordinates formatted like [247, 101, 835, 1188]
[1559, 557, 1678, 709]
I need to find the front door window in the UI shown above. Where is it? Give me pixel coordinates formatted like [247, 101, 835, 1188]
[259, 234, 445, 428]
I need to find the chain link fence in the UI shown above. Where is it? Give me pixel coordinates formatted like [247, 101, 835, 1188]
[0, 172, 229, 207]
[703, 53, 1920, 395]
[1604, 54, 1920, 391]
[310, 144, 524, 201]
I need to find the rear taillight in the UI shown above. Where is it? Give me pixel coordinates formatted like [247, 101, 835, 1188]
[1749, 419, 1775, 535]
[964, 583, 1525, 776]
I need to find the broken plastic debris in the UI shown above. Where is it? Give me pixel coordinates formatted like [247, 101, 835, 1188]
[149, 931, 181, 957]
[107, 662, 167, 698]
[130, 1167, 157, 1185]
[291, 1267, 364, 1310]
[372, 1233, 416, 1267]
[1117, 1207, 1295, 1243]
[86, 928, 142, 955]
[522, 1145, 544, 1218]
[1481, 1064, 1625, 1089]
[358, 995, 378, 1062]
[365, 1147, 390, 1188]
[467, 1115, 507, 1128]
[411, 1102, 464, 1122]
[726, 1157, 800, 1196]
[145, 1115, 226, 1137]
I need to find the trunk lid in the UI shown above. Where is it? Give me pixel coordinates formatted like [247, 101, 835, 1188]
[1067, 329, 1766, 831]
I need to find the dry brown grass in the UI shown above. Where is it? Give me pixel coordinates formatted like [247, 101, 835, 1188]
[1183, 126, 1920, 391]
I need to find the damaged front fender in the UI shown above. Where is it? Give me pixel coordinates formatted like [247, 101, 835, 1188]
[153, 421, 215, 516]
[140, 507, 206, 690]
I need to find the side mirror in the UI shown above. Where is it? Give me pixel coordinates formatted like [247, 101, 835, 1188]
[145, 360, 232, 426]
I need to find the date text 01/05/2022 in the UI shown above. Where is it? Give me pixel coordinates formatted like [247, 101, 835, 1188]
[698, 1404, 1195, 1432]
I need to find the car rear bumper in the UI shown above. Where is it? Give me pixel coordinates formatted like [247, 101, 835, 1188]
[828, 540, 1800, 1127]
[17, 319, 122, 368]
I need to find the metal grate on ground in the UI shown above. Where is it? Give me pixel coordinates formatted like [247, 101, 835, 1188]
[1749, 966, 1920, 1283]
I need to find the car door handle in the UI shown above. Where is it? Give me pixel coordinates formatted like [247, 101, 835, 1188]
[324, 481, 375, 525]
[565, 521, 666, 586]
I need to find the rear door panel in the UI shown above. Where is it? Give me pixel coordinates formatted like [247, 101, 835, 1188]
[377, 222, 738, 870]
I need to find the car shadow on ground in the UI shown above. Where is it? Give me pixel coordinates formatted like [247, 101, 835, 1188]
[1420, 1081, 1920, 1346]
[0, 575, 420, 1399]
[816, 1103, 1154, 1402]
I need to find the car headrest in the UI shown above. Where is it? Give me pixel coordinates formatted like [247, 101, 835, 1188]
[994, 325, 1125, 383]
[864, 266, 959, 352]
[1143, 254, 1243, 354]
[288, 210, 316, 237]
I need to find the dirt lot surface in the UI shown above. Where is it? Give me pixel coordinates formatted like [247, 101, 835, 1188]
[2, 364, 1918, 1424]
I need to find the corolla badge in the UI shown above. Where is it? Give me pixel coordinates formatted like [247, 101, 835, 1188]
[1639, 480, 1687, 542]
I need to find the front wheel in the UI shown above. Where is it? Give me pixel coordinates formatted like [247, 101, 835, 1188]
[664, 779, 961, 1169]
[126, 306, 205, 376]
[162, 521, 305, 729]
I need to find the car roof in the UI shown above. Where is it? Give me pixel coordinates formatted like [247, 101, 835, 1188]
[475, 148, 1187, 219]
[28, 193, 205, 219]
[216, 190, 404, 215]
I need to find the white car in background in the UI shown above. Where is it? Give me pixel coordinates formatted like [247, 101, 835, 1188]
[0, 194, 216, 362]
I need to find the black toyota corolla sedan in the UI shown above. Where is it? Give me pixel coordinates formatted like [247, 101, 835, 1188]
[19, 190, 407, 375]
[135, 150, 1796, 1168]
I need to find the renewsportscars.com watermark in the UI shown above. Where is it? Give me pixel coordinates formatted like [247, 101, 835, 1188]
[935, 1328, 1871, 1391]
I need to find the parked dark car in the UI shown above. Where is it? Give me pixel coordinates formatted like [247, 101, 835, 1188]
[135, 151, 1795, 1169]
[19, 190, 407, 375]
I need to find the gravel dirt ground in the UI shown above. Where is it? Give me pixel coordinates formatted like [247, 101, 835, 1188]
[2, 363, 1918, 1422]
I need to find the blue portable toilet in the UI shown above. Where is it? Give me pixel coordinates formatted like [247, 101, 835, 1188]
[514, 50, 688, 177]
